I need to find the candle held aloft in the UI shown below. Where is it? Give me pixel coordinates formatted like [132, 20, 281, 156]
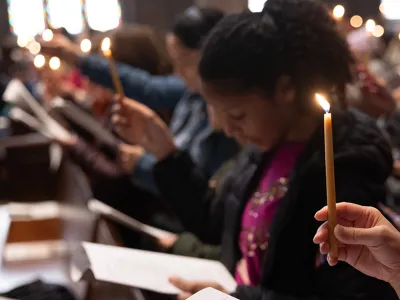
[316, 93, 338, 259]
[101, 37, 124, 99]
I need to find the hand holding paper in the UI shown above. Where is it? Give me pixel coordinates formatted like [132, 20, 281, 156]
[169, 277, 228, 300]
[187, 288, 238, 300]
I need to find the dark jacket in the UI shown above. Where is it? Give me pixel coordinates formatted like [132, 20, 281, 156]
[154, 110, 397, 300]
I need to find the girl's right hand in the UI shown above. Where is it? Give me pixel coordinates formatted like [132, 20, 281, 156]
[314, 202, 400, 294]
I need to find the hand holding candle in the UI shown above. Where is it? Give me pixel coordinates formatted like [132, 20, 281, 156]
[101, 37, 125, 100]
[316, 93, 338, 259]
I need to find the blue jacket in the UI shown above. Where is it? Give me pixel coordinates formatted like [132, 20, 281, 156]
[79, 54, 239, 193]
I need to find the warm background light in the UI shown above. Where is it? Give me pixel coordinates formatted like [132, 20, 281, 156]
[333, 5, 345, 20]
[372, 25, 385, 38]
[33, 54, 46, 69]
[28, 41, 41, 55]
[80, 38, 92, 53]
[350, 15, 363, 28]
[365, 19, 376, 33]
[101, 37, 111, 53]
[42, 29, 54, 42]
[379, 3, 385, 14]
[49, 57, 61, 70]
[17, 36, 32, 48]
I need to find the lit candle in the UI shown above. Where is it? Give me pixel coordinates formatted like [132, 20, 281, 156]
[316, 93, 338, 259]
[101, 37, 125, 99]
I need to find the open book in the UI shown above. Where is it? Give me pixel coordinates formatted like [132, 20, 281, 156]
[188, 288, 238, 300]
[88, 199, 174, 240]
[71, 242, 237, 295]
[3, 79, 71, 142]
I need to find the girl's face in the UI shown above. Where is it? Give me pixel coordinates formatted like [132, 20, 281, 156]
[201, 81, 297, 151]
[166, 34, 201, 92]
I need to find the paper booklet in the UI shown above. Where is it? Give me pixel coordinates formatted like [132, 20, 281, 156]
[88, 199, 175, 240]
[71, 242, 237, 295]
[50, 97, 118, 147]
[188, 288, 238, 300]
[3, 79, 71, 141]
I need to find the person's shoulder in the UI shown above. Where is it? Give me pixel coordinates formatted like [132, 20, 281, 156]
[335, 109, 393, 180]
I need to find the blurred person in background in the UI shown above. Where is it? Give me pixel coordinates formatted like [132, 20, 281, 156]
[40, 6, 239, 195]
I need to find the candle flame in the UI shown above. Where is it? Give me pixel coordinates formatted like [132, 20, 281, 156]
[101, 37, 111, 53]
[315, 93, 330, 113]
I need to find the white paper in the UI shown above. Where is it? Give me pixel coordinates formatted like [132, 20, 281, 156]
[71, 242, 237, 295]
[88, 199, 174, 240]
[188, 288, 238, 300]
[50, 97, 118, 147]
[4, 79, 71, 141]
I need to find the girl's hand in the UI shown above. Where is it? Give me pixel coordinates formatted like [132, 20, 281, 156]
[169, 277, 227, 300]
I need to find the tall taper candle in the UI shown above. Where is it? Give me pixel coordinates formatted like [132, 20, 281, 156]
[101, 37, 125, 99]
[316, 93, 338, 259]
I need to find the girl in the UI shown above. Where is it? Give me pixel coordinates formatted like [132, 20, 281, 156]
[113, 0, 397, 299]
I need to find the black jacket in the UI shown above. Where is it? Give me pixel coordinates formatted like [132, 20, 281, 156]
[154, 110, 397, 300]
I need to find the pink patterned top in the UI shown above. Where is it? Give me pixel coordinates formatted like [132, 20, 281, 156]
[235, 142, 304, 285]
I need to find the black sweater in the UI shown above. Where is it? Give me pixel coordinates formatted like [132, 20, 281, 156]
[154, 110, 397, 300]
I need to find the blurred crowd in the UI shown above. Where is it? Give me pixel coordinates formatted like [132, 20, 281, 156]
[2, 0, 400, 299]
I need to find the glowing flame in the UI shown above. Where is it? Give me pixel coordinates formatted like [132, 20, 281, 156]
[316, 93, 330, 113]
[101, 37, 111, 53]
[49, 56, 61, 70]
[33, 54, 46, 69]
[80, 38, 92, 53]
[42, 29, 54, 42]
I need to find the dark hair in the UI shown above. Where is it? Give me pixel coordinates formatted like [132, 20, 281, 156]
[172, 6, 224, 49]
[199, 0, 354, 108]
[90, 25, 172, 75]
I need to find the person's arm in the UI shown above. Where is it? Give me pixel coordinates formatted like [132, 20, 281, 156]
[69, 137, 124, 178]
[79, 54, 185, 111]
[154, 150, 231, 245]
[169, 232, 221, 260]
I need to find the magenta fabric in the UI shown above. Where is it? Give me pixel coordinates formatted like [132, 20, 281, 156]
[235, 142, 304, 285]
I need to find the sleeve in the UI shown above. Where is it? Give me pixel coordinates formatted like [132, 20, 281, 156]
[79, 54, 186, 111]
[154, 150, 227, 244]
[130, 152, 159, 194]
[169, 232, 221, 260]
[69, 138, 124, 178]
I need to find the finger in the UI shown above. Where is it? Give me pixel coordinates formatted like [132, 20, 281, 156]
[111, 115, 128, 126]
[315, 202, 367, 222]
[169, 277, 192, 293]
[314, 222, 329, 244]
[177, 293, 192, 300]
[327, 253, 339, 266]
[334, 224, 386, 247]
[320, 242, 329, 255]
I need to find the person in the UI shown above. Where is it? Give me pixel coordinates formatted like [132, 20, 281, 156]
[314, 202, 400, 298]
[40, 7, 239, 194]
[113, 1, 398, 299]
